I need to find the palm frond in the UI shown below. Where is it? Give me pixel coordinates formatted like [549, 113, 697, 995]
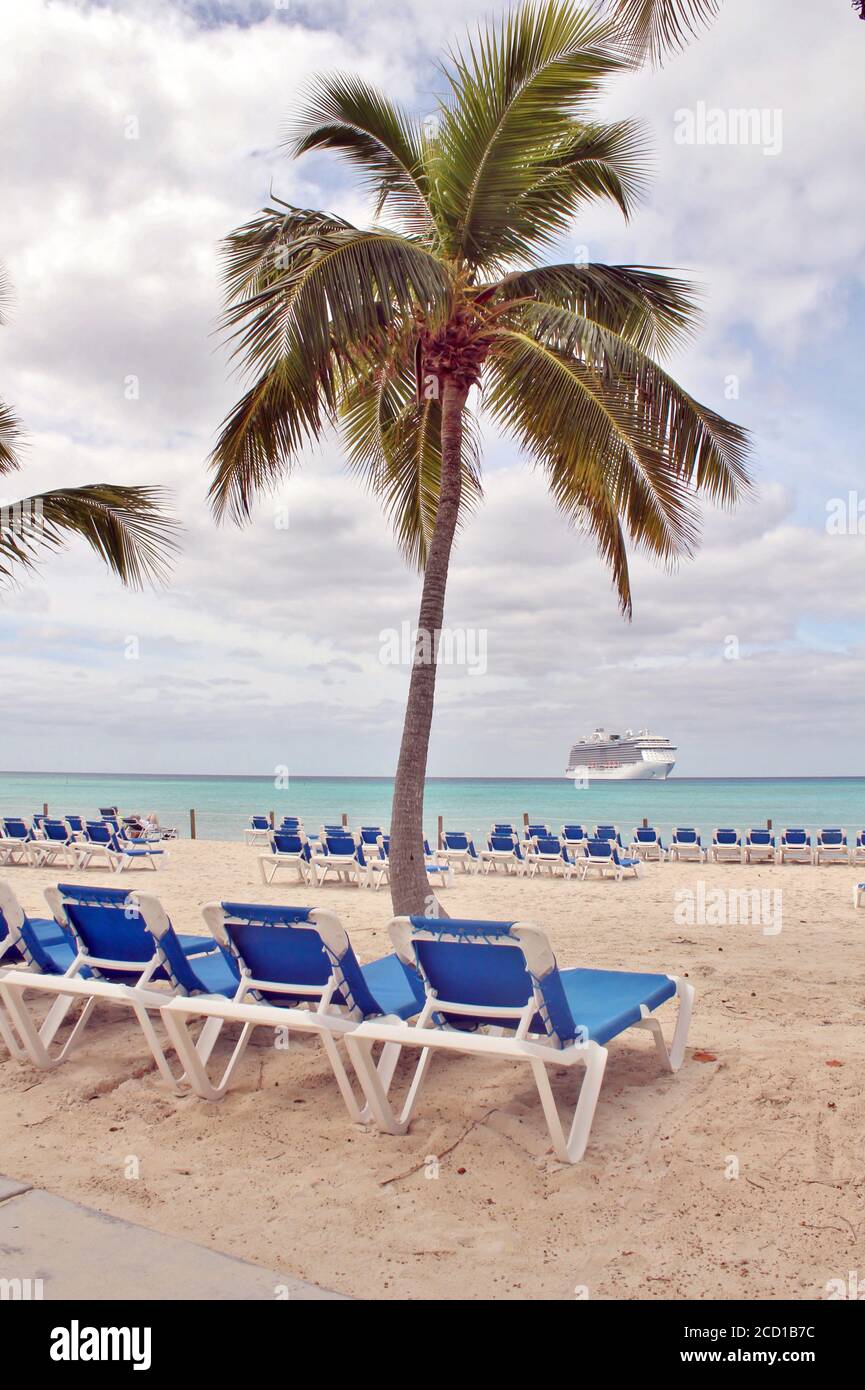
[497, 260, 700, 356]
[435, 0, 633, 264]
[609, 0, 721, 65]
[486, 326, 748, 612]
[285, 75, 434, 236]
[0, 398, 23, 475]
[0, 485, 179, 587]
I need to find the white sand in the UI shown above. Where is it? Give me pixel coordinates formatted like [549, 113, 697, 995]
[1, 840, 863, 1300]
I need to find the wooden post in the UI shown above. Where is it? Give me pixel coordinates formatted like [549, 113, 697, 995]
[342, 812, 349, 828]
[43, 802, 49, 817]
[523, 812, 529, 832]
[189, 808, 196, 840]
[642, 817, 648, 828]
[767, 818, 772, 831]
[269, 810, 275, 829]
[437, 814, 443, 849]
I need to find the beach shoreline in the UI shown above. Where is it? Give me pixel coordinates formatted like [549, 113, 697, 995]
[1, 839, 862, 1300]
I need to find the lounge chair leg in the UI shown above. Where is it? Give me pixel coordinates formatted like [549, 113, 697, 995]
[344, 1035, 409, 1134]
[0, 985, 94, 1068]
[530, 1043, 608, 1163]
[317, 1030, 367, 1123]
[131, 1003, 187, 1092]
[0, 996, 26, 1058]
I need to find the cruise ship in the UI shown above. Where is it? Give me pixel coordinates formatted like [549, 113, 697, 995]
[565, 728, 676, 781]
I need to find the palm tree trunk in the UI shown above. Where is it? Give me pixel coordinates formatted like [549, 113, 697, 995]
[389, 377, 468, 916]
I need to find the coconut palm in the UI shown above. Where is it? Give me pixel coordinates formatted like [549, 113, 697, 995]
[207, 0, 751, 914]
[0, 266, 178, 587]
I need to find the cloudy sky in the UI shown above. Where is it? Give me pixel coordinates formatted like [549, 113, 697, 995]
[1, 0, 863, 778]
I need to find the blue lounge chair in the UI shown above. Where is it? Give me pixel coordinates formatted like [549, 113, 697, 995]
[593, 824, 622, 847]
[527, 836, 575, 879]
[815, 828, 849, 865]
[0, 881, 81, 1058]
[244, 815, 272, 845]
[359, 826, 385, 854]
[668, 827, 704, 863]
[479, 834, 527, 876]
[0, 884, 227, 1083]
[744, 828, 776, 864]
[491, 824, 518, 841]
[73, 822, 166, 873]
[0, 818, 39, 867]
[854, 832, 865, 867]
[259, 831, 311, 885]
[311, 834, 367, 888]
[779, 828, 812, 864]
[31, 819, 78, 869]
[366, 837, 453, 892]
[628, 826, 665, 861]
[710, 828, 742, 864]
[342, 915, 695, 1164]
[159, 902, 425, 1116]
[439, 832, 479, 874]
[524, 823, 550, 843]
[580, 839, 641, 880]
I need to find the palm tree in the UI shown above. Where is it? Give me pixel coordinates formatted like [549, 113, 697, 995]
[0, 265, 178, 587]
[608, 0, 720, 63]
[207, 0, 751, 914]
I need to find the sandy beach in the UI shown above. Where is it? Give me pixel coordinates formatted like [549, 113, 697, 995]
[1, 839, 863, 1301]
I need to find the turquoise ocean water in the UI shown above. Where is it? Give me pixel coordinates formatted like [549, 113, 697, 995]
[2, 773, 863, 842]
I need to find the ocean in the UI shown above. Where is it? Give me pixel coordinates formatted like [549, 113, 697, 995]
[2, 772, 864, 842]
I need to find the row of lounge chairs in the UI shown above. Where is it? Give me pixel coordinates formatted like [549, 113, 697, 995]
[0, 817, 166, 873]
[0, 878, 693, 1163]
[258, 830, 454, 891]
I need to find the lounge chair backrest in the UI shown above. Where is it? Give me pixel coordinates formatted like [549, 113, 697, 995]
[3, 818, 30, 839]
[66, 815, 83, 832]
[714, 828, 739, 844]
[819, 828, 845, 844]
[783, 828, 808, 844]
[748, 828, 772, 843]
[42, 819, 70, 841]
[586, 838, 613, 859]
[534, 836, 564, 856]
[595, 825, 617, 839]
[562, 824, 586, 839]
[443, 832, 471, 851]
[272, 832, 307, 856]
[392, 916, 578, 1048]
[251, 816, 269, 830]
[322, 834, 361, 860]
[525, 823, 549, 838]
[84, 821, 116, 846]
[489, 834, 519, 853]
[360, 827, 382, 845]
[674, 827, 699, 843]
[205, 902, 412, 1017]
[99, 807, 119, 816]
[635, 827, 658, 842]
[48, 883, 160, 982]
[128, 893, 237, 997]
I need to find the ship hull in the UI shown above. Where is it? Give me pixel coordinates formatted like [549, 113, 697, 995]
[565, 760, 675, 782]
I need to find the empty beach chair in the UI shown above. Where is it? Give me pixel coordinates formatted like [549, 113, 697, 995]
[259, 832, 311, 885]
[31, 819, 78, 869]
[0, 881, 85, 1058]
[815, 828, 849, 865]
[593, 824, 622, 846]
[580, 839, 640, 880]
[73, 822, 166, 873]
[280, 816, 304, 830]
[359, 826, 386, 856]
[524, 823, 550, 842]
[343, 915, 694, 1164]
[159, 901, 425, 1115]
[311, 834, 367, 888]
[629, 826, 665, 861]
[0, 884, 227, 1083]
[779, 828, 812, 864]
[244, 815, 272, 845]
[710, 828, 743, 864]
[490, 824, 518, 841]
[422, 839, 454, 890]
[526, 836, 575, 879]
[439, 832, 479, 874]
[0, 818, 39, 867]
[479, 834, 527, 876]
[744, 828, 776, 864]
[853, 832, 865, 866]
[668, 827, 704, 862]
